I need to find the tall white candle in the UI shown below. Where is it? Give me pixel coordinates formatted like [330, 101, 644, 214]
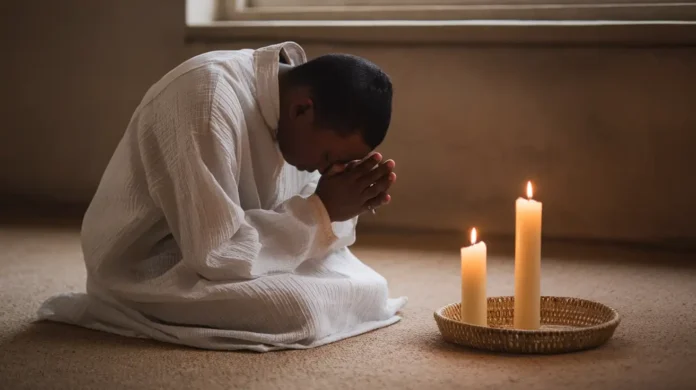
[460, 228, 487, 326]
[514, 181, 543, 330]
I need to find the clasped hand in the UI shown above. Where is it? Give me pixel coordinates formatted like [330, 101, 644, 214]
[315, 153, 396, 222]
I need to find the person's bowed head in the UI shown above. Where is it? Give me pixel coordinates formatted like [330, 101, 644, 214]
[274, 53, 396, 222]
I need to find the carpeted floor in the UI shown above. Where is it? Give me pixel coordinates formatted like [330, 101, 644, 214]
[1, 221, 694, 390]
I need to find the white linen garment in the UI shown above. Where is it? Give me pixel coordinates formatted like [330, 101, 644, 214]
[37, 42, 407, 352]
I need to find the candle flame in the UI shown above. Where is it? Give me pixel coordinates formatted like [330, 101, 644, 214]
[470, 228, 477, 245]
[526, 181, 533, 199]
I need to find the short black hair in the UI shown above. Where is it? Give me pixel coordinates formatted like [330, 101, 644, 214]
[286, 53, 393, 149]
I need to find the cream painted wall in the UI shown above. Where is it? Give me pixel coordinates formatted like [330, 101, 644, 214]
[2, 1, 695, 244]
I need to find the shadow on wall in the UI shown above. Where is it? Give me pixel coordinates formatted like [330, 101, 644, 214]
[1, 1, 696, 244]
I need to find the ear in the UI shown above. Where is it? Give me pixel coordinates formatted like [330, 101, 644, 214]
[293, 98, 315, 120]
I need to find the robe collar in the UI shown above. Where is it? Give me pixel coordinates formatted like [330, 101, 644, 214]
[254, 42, 307, 140]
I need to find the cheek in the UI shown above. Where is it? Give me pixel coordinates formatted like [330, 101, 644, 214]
[292, 142, 318, 166]
[278, 135, 302, 165]
[304, 135, 325, 162]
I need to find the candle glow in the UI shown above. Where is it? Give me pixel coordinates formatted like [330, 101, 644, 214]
[470, 227, 477, 245]
[527, 181, 533, 199]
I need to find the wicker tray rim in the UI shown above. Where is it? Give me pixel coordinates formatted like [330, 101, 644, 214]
[434, 296, 621, 333]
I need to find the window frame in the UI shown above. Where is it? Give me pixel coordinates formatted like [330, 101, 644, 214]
[224, 0, 696, 21]
[185, 0, 696, 45]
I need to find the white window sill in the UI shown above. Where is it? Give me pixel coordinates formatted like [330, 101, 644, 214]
[186, 19, 696, 45]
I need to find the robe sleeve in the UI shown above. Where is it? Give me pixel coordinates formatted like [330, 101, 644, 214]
[140, 77, 353, 281]
[299, 172, 359, 251]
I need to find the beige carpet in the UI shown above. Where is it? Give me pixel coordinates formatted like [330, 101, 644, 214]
[1, 221, 695, 390]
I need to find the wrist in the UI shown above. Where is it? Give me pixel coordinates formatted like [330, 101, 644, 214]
[313, 192, 334, 222]
[308, 194, 356, 245]
[308, 194, 336, 230]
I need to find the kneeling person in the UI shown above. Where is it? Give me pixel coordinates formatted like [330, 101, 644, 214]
[38, 42, 407, 352]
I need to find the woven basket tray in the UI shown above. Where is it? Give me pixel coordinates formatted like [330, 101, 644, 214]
[434, 296, 620, 354]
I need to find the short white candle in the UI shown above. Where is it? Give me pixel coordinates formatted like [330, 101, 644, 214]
[514, 181, 543, 330]
[460, 228, 487, 326]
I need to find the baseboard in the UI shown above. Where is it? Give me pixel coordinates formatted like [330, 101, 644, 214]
[0, 195, 87, 226]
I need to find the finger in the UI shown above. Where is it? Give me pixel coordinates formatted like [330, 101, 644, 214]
[344, 160, 360, 172]
[358, 159, 394, 187]
[363, 192, 391, 212]
[324, 163, 347, 177]
[352, 152, 382, 176]
[361, 172, 396, 201]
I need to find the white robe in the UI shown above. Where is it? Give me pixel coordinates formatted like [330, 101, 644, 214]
[37, 42, 407, 352]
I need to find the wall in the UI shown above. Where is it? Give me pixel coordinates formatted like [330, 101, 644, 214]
[2, 1, 695, 244]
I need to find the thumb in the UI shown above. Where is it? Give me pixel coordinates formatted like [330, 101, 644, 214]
[325, 163, 347, 177]
[346, 160, 360, 171]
